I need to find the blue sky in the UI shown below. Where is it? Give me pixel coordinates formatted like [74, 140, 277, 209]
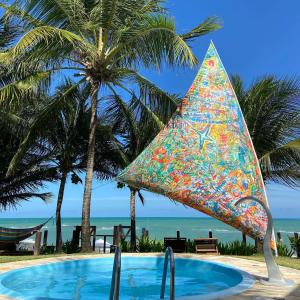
[2, 0, 300, 218]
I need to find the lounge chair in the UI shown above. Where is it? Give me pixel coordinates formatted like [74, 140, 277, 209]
[194, 238, 219, 254]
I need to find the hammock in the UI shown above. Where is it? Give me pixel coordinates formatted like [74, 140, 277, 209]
[0, 217, 52, 244]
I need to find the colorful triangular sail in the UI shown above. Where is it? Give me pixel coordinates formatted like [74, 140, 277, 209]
[117, 42, 268, 239]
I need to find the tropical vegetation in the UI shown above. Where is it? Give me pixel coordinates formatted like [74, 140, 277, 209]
[232, 75, 300, 187]
[0, 0, 219, 251]
[0, 0, 299, 256]
[109, 92, 178, 251]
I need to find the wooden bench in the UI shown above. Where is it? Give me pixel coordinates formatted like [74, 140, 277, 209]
[194, 238, 219, 254]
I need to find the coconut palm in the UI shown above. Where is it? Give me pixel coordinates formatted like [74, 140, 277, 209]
[106, 91, 178, 251]
[232, 75, 300, 187]
[39, 82, 123, 252]
[41, 83, 89, 252]
[0, 0, 220, 251]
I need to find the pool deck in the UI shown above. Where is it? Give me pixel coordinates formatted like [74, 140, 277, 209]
[0, 253, 299, 299]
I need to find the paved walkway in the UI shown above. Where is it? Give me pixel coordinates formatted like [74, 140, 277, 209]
[0, 253, 299, 299]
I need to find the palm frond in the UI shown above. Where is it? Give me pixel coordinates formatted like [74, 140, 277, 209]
[0, 70, 51, 107]
[180, 17, 222, 42]
[108, 14, 198, 68]
[0, 25, 94, 63]
[232, 75, 300, 187]
[6, 79, 84, 176]
[137, 190, 145, 205]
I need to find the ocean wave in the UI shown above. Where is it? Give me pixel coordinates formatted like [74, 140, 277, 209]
[278, 230, 295, 234]
[100, 226, 113, 230]
[191, 228, 234, 233]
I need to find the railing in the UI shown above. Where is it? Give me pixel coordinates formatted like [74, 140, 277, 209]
[160, 246, 175, 299]
[109, 246, 121, 300]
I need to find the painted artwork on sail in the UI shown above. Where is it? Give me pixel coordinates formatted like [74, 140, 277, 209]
[117, 42, 268, 239]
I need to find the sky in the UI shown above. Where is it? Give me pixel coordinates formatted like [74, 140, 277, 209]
[2, 0, 300, 218]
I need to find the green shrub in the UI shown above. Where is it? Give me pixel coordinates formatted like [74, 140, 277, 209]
[186, 239, 195, 253]
[137, 236, 163, 252]
[40, 245, 55, 255]
[277, 242, 293, 257]
[218, 240, 256, 256]
[62, 240, 80, 254]
[289, 236, 300, 258]
[120, 239, 131, 252]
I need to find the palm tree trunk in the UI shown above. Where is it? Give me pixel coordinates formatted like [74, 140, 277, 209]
[130, 188, 137, 252]
[81, 83, 99, 252]
[55, 170, 68, 252]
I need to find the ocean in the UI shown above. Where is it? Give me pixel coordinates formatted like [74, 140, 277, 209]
[0, 217, 299, 247]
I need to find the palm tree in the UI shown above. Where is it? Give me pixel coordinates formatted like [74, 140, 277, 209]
[41, 83, 88, 252]
[232, 75, 300, 187]
[106, 92, 178, 251]
[40, 82, 123, 252]
[0, 0, 220, 251]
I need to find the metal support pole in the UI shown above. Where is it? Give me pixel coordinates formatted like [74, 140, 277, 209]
[235, 196, 293, 286]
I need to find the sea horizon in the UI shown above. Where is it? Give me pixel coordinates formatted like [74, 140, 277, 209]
[1, 216, 300, 219]
[1, 217, 299, 247]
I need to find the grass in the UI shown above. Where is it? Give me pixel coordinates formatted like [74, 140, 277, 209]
[0, 253, 96, 264]
[236, 254, 300, 270]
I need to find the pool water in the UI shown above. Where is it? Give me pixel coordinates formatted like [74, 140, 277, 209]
[0, 257, 254, 299]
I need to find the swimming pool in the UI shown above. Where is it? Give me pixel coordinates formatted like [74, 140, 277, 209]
[0, 256, 254, 299]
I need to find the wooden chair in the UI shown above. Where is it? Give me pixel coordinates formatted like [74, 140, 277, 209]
[194, 238, 219, 254]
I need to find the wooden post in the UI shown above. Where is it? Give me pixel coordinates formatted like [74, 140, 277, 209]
[72, 230, 80, 249]
[116, 225, 121, 247]
[103, 235, 107, 253]
[255, 238, 263, 254]
[176, 231, 180, 239]
[34, 231, 42, 256]
[294, 232, 300, 258]
[43, 230, 48, 246]
[119, 224, 124, 239]
[277, 231, 282, 243]
[242, 233, 247, 246]
[113, 226, 118, 245]
[208, 230, 212, 238]
[113, 226, 121, 247]
[92, 227, 96, 251]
